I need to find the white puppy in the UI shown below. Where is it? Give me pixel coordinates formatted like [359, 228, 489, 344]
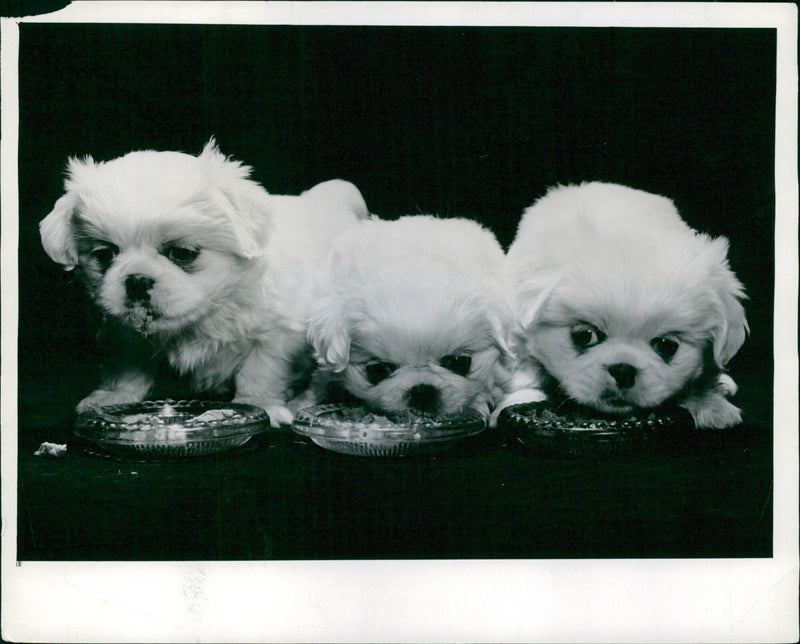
[305, 215, 512, 421]
[502, 182, 748, 429]
[40, 139, 367, 426]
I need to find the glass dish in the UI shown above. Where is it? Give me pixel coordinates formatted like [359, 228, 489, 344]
[497, 401, 693, 457]
[74, 400, 271, 458]
[292, 404, 486, 456]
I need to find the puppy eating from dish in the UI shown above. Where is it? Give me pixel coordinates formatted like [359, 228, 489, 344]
[305, 215, 512, 421]
[40, 139, 367, 426]
[501, 182, 748, 429]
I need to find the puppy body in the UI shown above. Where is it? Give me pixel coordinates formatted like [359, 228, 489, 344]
[306, 215, 512, 420]
[503, 182, 748, 428]
[40, 140, 368, 425]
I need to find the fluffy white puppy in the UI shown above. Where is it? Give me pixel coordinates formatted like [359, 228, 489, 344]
[305, 215, 512, 421]
[502, 182, 748, 429]
[40, 139, 368, 426]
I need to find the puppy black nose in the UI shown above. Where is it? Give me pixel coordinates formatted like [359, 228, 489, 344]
[608, 363, 637, 389]
[405, 384, 440, 413]
[125, 274, 155, 302]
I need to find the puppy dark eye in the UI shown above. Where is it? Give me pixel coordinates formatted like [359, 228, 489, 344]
[440, 354, 472, 376]
[90, 244, 118, 269]
[570, 323, 605, 350]
[365, 361, 396, 385]
[651, 336, 679, 361]
[165, 245, 199, 266]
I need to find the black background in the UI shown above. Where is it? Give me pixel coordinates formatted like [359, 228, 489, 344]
[18, 25, 775, 394]
[15, 24, 776, 560]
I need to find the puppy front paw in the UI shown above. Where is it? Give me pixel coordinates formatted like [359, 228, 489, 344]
[76, 388, 145, 414]
[716, 373, 738, 397]
[489, 388, 548, 428]
[287, 388, 320, 414]
[76, 371, 153, 414]
[265, 404, 295, 427]
[234, 396, 294, 427]
[681, 392, 743, 429]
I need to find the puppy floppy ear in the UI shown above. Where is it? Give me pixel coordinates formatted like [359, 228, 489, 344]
[482, 284, 515, 358]
[197, 138, 273, 259]
[307, 293, 351, 373]
[705, 236, 749, 367]
[513, 273, 560, 330]
[40, 189, 80, 270]
[40, 154, 101, 269]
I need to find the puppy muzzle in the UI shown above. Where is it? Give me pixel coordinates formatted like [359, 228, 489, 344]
[404, 383, 441, 414]
[607, 363, 637, 389]
[125, 274, 155, 304]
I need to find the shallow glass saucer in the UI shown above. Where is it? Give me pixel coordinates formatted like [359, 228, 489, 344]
[292, 404, 486, 456]
[74, 399, 271, 458]
[497, 401, 693, 457]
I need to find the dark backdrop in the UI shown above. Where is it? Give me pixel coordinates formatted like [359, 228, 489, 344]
[14, 24, 776, 562]
[17, 24, 775, 418]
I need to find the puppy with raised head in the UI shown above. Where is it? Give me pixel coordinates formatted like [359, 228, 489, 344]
[305, 215, 512, 421]
[40, 139, 368, 426]
[501, 182, 748, 429]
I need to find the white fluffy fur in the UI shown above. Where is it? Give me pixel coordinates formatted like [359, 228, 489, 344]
[305, 215, 512, 421]
[40, 139, 368, 426]
[501, 182, 748, 429]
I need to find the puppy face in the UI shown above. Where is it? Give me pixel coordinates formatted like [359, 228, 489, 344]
[40, 140, 271, 337]
[309, 216, 509, 418]
[70, 212, 258, 335]
[337, 281, 503, 417]
[508, 182, 748, 417]
[524, 280, 717, 415]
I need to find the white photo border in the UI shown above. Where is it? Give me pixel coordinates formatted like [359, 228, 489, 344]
[2, 3, 797, 642]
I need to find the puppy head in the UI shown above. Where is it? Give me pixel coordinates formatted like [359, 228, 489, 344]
[508, 182, 748, 415]
[39, 139, 273, 336]
[308, 217, 510, 418]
